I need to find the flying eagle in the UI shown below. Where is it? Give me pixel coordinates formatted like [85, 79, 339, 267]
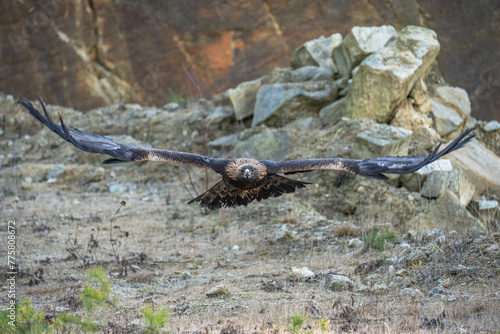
[18, 97, 475, 210]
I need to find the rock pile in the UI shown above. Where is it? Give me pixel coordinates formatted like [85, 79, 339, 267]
[1, 25, 499, 232]
[208, 25, 499, 231]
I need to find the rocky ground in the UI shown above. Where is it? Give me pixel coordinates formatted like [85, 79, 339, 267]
[1, 25, 500, 333]
[1, 95, 499, 333]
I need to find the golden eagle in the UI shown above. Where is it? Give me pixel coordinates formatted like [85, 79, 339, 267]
[18, 97, 475, 210]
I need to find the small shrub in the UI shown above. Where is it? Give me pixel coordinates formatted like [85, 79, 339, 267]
[290, 312, 307, 334]
[363, 226, 397, 251]
[142, 306, 171, 334]
[0, 299, 48, 334]
[319, 318, 330, 333]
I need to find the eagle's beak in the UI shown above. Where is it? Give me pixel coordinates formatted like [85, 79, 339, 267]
[244, 168, 252, 178]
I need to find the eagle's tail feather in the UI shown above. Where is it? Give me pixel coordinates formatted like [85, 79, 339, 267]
[352, 127, 475, 179]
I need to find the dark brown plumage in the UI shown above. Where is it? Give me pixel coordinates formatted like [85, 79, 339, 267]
[18, 97, 476, 210]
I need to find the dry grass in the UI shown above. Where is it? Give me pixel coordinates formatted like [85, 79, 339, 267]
[2, 182, 499, 333]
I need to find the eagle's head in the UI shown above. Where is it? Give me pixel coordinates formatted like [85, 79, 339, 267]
[226, 158, 267, 184]
[237, 164, 259, 181]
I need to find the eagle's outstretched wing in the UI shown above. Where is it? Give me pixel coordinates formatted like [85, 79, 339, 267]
[17, 97, 229, 172]
[265, 127, 475, 180]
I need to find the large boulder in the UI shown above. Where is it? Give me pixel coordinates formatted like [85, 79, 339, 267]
[407, 191, 482, 232]
[421, 169, 475, 207]
[343, 26, 440, 123]
[291, 34, 342, 70]
[319, 97, 347, 126]
[231, 130, 291, 161]
[448, 140, 500, 197]
[400, 159, 453, 192]
[229, 68, 292, 121]
[252, 81, 338, 127]
[229, 79, 263, 121]
[332, 25, 397, 78]
[431, 98, 465, 138]
[352, 124, 413, 159]
[391, 99, 433, 132]
[288, 66, 335, 82]
[433, 86, 471, 119]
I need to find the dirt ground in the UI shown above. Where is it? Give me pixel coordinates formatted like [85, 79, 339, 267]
[2, 172, 499, 333]
[1, 96, 499, 333]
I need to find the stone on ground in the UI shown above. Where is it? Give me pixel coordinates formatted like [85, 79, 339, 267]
[324, 274, 354, 291]
[469, 199, 500, 229]
[289, 267, 315, 279]
[289, 66, 335, 82]
[206, 284, 230, 298]
[483, 120, 500, 133]
[407, 191, 482, 232]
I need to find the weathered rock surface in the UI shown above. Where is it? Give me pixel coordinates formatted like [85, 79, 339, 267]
[408, 191, 482, 232]
[319, 97, 346, 126]
[252, 81, 337, 127]
[1, 1, 498, 121]
[291, 34, 342, 70]
[206, 284, 230, 298]
[431, 98, 465, 138]
[229, 79, 262, 121]
[332, 25, 397, 78]
[483, 120, 500, 133]
[433, 86, 471, 119]
[288, 66, 335, 83]
[343, 26, 440, 123]
[469, 199, 500, 229]
[421, 169, 475, 207]
[324, 274, 354, 291]
[232, 130, 290, 161]
[206, 105, 234, 126]
[400, 159, 453, 192]
[352, 124, 413, 159]
[289, 267, 315, 279]
[448, 140, 500, 196]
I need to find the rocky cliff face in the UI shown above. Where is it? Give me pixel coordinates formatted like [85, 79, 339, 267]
[0, 0, 498, 120]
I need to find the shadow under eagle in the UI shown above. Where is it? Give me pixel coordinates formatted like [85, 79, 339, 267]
[18, 97, 475, 210]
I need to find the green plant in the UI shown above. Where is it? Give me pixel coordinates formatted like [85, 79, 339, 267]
[0, 299, 50, 334]
[55, 313, 99, 332]
[56, 267, 169, 333]
[363, 226, 397, 251]
[290, 312, 307, 334]
[80, 266, 112, 313]
[213, 219, 230, 230]
[409, 259, 423, 271]
[142, 306, 171, 334]
[167, 87, 189, 105]
[319, 318, 330, 333]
